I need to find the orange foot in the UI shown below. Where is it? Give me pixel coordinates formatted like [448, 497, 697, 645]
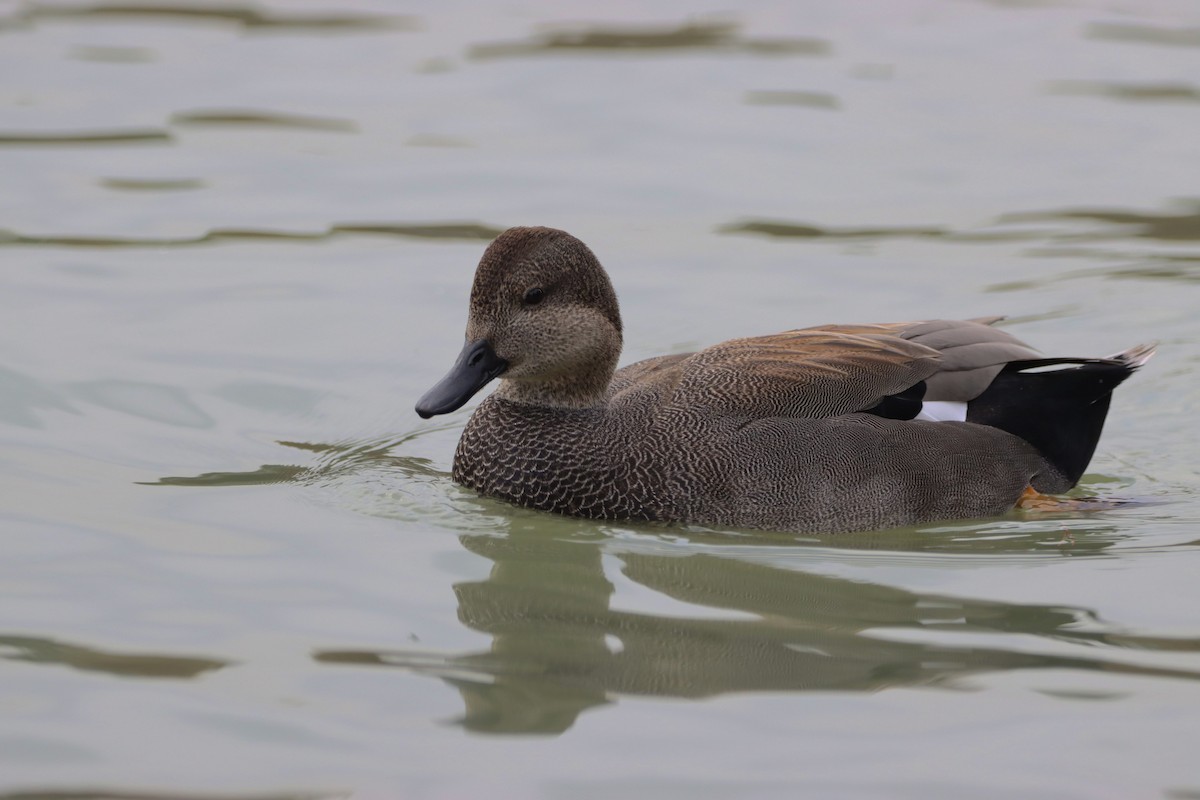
[1016, 486, 1055, 510]
[1014, 486, 1118, 512]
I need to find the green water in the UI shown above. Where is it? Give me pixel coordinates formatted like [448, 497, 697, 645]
[2, 1, 1199, 797]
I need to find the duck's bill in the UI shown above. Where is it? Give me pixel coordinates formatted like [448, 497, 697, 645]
[415, 339, 508, 419]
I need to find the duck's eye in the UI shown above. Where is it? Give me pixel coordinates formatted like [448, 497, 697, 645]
[523, 287, 546, 306]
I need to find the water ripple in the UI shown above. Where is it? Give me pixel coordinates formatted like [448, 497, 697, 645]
[744, 90, 840, 110]
[1047, 80, 1200, 104]
[0, 130, 171, 146]
[719, 201, 1200, 254]
[0, 791, 339, 800]
[3, 2, 418, 33]
[0, 222, 506, 248]
[1086, 22, 1200, 49]
[98, 177, 205, 192]
[469, 19, 830, 60]
[169, 109, 358, 133]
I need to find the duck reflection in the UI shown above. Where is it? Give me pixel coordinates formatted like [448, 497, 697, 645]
[0, 634, 228, 679]
[316, 519, 1200, 736]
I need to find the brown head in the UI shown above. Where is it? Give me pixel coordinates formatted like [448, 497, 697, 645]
[416, 227, 623, 418]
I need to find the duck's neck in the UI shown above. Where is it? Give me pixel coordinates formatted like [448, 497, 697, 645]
[494, 362, 615, 410]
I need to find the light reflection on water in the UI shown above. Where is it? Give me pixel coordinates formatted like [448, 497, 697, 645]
[2, 0, 1200, 797]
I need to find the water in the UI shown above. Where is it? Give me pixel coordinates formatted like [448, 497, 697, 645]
[2, 0, 1199, 797]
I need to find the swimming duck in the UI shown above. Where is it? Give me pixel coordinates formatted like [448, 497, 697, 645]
[416, 226, 1153, 534]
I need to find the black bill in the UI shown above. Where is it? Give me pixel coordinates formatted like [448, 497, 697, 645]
[415, 339, 508, 418]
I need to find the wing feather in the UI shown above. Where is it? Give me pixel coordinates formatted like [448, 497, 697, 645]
[672, 329, 941, 419]
[610, 318, 1045, 420]
[895, 319, 1041, 400]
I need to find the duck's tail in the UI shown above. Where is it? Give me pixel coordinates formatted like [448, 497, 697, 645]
[966, 343, 1156, 492]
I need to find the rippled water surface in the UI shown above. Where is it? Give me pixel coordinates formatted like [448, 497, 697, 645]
[3, 1, 1200, 797]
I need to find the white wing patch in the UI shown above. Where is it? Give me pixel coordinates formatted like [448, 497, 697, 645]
[916, 401, 968, 422]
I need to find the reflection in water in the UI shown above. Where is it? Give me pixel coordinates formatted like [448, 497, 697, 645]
[1076, 265, 1200, 284]
[1086, 22, 1200, 49]
[974, 0, 1059, 8]
[0, 634, 228, 679]
[0, 130, 171, 146]
[0, 791, 340, 800]
[1047, 81, 1200, 104]
[169, 110, 358, 133]
[143, 437, 1178, 736]
[718, 219, 946, 240]
[142, 464, 309, 487]
[3, 3, 416, 32]
[68, 45, 155, 63]
[720, 201, 1200, 253]
[1026, 248, 1200, 266]
[314, 524, 1200, 736]
[332, 222, 503, 240]
[722, 204, 1200, 290]
[743, 90, 840, 110]
[6, 203, 1191, 256]
[98, 177, 204, 192]
[645, 514, 1131, 556]
[404, 134, 472, 148]
[988, 249, 1200, 291]
[0, 222, 505, 248]
[1, 106, 360, 148]
[997, 204, 1200, 242]
[469, 19, 830, 60]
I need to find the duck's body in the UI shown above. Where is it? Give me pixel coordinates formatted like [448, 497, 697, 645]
[417, 227, 1153, 534]
[454, 394, 1047, 533]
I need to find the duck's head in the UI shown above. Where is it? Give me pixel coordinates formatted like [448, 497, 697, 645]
[416, 226, 623, 418]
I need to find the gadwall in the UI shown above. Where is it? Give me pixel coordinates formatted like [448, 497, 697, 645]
[416, 226, 1154, 534]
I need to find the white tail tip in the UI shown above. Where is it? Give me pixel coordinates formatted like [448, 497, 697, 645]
[1108, 342, 1158, 369]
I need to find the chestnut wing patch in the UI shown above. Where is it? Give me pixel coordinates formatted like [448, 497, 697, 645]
[673, 328, 941, 419]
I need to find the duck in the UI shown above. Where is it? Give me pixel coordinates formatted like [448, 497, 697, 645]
[415, 226, 1154, 534]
